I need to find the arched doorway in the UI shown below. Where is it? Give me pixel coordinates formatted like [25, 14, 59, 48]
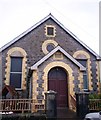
[48, 67, 68, 108]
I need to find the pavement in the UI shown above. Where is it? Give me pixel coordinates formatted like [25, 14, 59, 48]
[56, 108, 83, 120]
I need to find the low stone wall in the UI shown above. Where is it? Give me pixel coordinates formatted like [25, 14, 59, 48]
[2, 113, 46, 120]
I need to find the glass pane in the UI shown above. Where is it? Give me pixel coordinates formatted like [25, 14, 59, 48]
[47, 44, 54, 52]
[47, 27, 54, 35]
[10, 73, 22, 88]
[77, 59, 87, 67]
[83, 74, 88, 89]
[11, 57, 22, 72]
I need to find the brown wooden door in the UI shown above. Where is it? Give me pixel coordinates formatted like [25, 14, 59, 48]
[48, 67, 68, 107]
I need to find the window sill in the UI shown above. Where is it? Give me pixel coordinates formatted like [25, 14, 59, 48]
[15, 88, 23, 91]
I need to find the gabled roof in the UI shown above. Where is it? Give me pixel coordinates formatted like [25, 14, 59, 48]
[0, 13, 100, 60]
[31, 46, 86, 71]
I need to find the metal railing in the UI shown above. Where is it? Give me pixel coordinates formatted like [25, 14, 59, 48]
[89, 99, 101, 111]
[0, 99, 45, 113]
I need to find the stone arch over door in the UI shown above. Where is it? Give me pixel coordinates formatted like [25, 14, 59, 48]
[43, 61, 74, 109]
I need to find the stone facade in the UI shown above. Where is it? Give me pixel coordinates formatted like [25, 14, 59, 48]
[0, 14, 100, 110]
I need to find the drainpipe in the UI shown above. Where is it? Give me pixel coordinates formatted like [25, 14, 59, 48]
[26, 68, 33, 99]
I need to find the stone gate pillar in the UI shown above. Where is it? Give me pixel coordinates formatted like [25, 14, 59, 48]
[45, 90, 57, 118]
[75, 92, 89, 119]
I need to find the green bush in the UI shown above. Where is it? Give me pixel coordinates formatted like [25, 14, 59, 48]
[89, 93, 101, 99]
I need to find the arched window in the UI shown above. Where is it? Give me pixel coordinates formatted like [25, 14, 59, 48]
[5, 47, 27, 90]
[73, 50, 92, 90]
[77, 59, 88, 89]
[10, 57, 23, 89]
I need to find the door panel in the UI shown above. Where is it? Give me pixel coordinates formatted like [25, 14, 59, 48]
[48, 67, 68, 107]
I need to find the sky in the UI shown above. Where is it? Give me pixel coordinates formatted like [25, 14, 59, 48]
[0, 0, 100, 54]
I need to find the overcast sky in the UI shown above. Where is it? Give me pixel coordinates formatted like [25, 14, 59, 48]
[0, 0, 100, 54]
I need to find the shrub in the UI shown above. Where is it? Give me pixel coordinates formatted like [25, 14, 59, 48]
[89, 93, 101, 99]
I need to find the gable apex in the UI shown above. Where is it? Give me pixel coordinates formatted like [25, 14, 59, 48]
[0, 14, 100, 60]
[31, 46, 86, 71]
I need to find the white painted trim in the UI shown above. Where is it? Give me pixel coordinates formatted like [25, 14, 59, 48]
[0, 13, 100, 59]
[31, 46, 86, 71]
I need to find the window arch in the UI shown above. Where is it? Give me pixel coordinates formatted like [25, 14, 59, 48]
[5, 47, 27, 90]
[73, 50, 92, 90]
[42, 40, 58, 54]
